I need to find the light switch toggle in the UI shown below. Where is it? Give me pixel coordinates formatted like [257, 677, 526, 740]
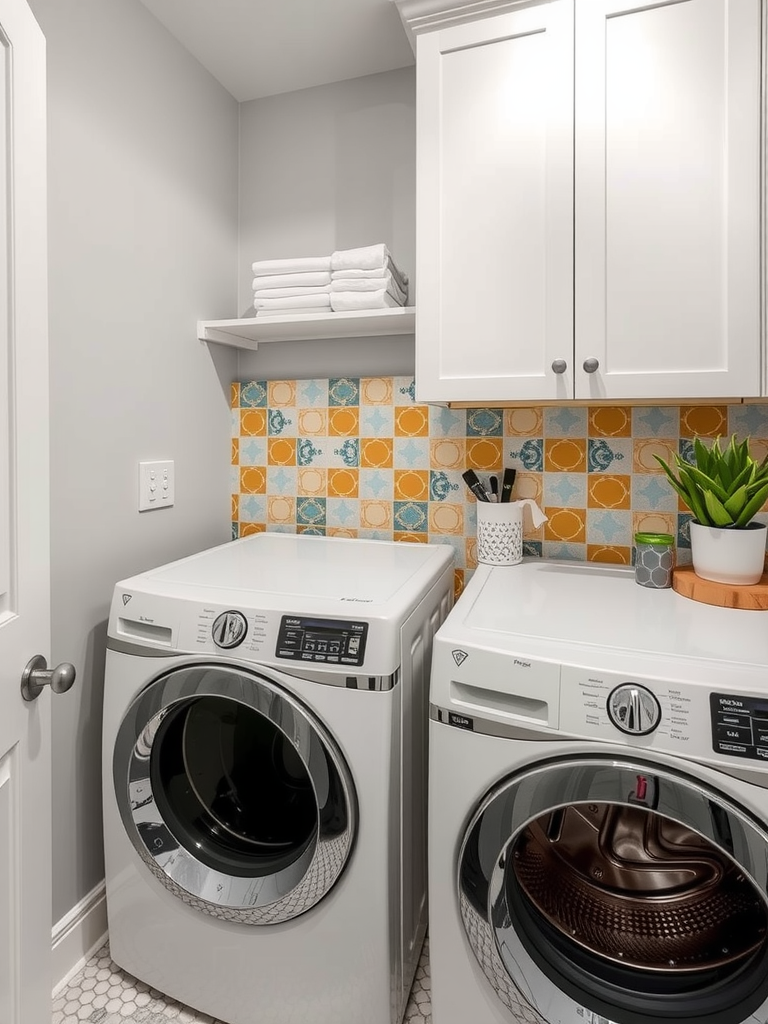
[139, 460, 175, 512]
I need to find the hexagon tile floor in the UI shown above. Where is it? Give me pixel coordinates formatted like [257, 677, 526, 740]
[52, 936, 431, 1024]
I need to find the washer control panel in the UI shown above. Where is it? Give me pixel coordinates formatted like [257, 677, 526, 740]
[710, 693, 768, 762]
[276, 615, 368, 666]
[607, 683, 662, 735]
[212, 610, 249, 649]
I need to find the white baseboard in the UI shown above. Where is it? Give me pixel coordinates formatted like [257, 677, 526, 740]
[51, 880, 108, 996]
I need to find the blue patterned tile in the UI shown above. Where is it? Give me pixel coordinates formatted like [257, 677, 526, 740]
[395, 437, 429, 468]
[728, 404, 768, 439]
[267, 523, 295, 534]
[268, 408, 295, 436]
[678, 439, 695, 465]
[394, 377, 416, 404]
[631, 474, 678, 512]
[329, 377, 360, 407]
[296, 497, 326, 526]
[429, 405, 466, 437]
[297, 438, 324, 467]
[677, 512, 694, 549]
[331, 438, 359, 468]
[360, 405, 393, 436]
[508, 438, 543, 472]
[297, 379, 328, 407]
[231, 521, 239, 540]
[360, 469, 393, 500]
[326, 498, 359, 528]
[587, 509, 632, 546]
[433, 534, 465, 570]
[588, 438, 630, 473]
[240, 380, 268, 407]
[632, 406, 678, 437]
[394, 500, 428, 532]
[523, 541, 543, 558]
[466, 408, 503, 437]
[267, 467, 296, 494]
[240, 495, 266, 523]
[544, 406, 587, 437]
[543, 472, 586, 507]
[542, 541, 587, 561]
[358, 528, 394, 541]
[239, 437, 267, 466]
[430, 470, 463, 502]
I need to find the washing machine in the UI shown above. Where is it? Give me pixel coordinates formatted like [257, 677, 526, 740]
[428, 558, 768, 1024]
[102, 532, 453, 1024]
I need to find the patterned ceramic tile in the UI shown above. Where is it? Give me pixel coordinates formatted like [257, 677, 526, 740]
[231, 381, 768, 587]
[54, 939, 433, 1024]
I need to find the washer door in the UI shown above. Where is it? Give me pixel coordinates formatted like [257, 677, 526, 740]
[113, 663, 356, 925]
[458, 756, 768, 1024]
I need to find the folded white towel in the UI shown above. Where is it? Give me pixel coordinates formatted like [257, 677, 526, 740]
[332, 258, 408, 288]
[254, 293, 332, 312]
[256, 306, 330, 317]
[252, 255, 331, 276]
[330, 274, 406, 304]
[331, 244, 407, 285]
[251, 271, 331, 290]
[253, 285, 331, 299]
[329, 290, 401, 312]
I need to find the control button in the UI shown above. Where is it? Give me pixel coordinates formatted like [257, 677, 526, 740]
[755, 730, 768, 746]
[716, 725, 752, 746]
[607, 683, 662, 736]
[211, 610, 248, 649]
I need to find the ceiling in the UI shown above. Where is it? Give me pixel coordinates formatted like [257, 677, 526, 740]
[138, 0, 415, 103]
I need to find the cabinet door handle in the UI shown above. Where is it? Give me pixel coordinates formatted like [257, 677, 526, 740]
[551, 359, 567, 374]
[583, 358, 600, 374]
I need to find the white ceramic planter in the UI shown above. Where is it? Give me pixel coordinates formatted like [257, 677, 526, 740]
[689, 521, 768, 586]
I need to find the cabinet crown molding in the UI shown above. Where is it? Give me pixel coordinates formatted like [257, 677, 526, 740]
[390, 0, 536, 48]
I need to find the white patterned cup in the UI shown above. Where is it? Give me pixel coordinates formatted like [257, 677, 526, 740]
[476, 499, 547, 566]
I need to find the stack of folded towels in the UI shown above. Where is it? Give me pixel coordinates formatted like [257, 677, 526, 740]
[251, 244, 408, 317]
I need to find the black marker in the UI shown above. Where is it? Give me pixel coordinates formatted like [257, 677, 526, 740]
[500, 467, 517, 503]
[462, 469, 491, 502]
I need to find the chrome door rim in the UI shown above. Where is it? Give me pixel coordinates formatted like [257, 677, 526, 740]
[113, 662, 357, 925]
[457, 755, 768, 1024]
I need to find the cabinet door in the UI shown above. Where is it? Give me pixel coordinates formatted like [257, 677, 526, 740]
[575, 0, 761, 400]
[415, 1, 573, 404]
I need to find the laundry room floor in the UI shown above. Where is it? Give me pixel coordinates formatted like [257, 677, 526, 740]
[52, 936, 432, 1024]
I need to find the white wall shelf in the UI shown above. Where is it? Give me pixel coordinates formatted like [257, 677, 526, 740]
[197, 307, 416, 351]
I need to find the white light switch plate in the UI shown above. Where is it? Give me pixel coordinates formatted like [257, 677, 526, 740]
[139, 460, 174, 512]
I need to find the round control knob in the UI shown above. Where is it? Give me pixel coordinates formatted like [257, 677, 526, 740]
[212, 610, 248, 649]
[583, 357, 600, 374]
[607, 683, 662, 736]
[551, 359, 567, 374]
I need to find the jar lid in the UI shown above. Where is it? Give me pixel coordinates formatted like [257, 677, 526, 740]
[634, 532, 674, 545]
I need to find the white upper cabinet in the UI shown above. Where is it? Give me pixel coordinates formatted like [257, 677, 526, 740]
[408, 0, 762, 403]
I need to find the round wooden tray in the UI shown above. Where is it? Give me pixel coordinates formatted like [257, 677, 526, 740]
[672, 564, 768, 610]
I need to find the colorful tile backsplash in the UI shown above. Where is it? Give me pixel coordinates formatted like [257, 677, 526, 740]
[231, 377, 768, 595]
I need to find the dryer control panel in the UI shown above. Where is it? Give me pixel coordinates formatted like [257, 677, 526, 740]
[276, 615, 368, 666]
[710, 693, 768, 762]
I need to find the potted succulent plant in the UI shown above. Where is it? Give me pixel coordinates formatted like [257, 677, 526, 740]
[655, 435, 768, 586]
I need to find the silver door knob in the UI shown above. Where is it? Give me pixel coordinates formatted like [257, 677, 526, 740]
[551, 359, 567, 374]
[583, 357, 600, 373]
[20, 655, 76, 702]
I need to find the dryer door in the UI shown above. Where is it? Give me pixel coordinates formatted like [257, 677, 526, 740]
[113, 663, 356, 925]
[459, 755, 768, 1024]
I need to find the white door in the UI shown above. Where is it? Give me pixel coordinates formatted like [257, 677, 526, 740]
[414, 1, 574, 404]
[0, 2, 53, 1022]
[575, 0, 762, 400]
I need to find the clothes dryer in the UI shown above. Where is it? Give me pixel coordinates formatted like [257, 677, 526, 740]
[428, 559, 768, 1024]
[102, 533, 453, 1024]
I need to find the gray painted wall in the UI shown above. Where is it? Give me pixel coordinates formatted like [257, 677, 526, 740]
[28, 0, 239, 924]
[237, 68, 417, 381]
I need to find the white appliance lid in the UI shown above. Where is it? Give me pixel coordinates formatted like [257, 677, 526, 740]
[459, 559, 768, 668]
[130, 532, 450, 607]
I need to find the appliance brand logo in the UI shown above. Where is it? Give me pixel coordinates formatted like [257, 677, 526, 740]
[448, 712, 473, 731]
[121, 594, 132, 605]
[452, 649, 468, 666]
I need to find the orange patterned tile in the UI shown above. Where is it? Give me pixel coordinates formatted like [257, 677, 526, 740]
[298, 408, 327, 436]
[545, 438, 587, 472]
[587, 544, 631, 564]
[268, 381, 296, 407]
[453, 569, 465, 600]
[588, 474, 631, 509]
[231, 382, 240, 408]
[430, 438, 466, 470]
[680, 405, 727, 438]
[395, 469, 429, 501]
[632, 512, 676, 538]
[268, 438, 296, 466]
[240, 466, 266, 494]
[328, 407, 359, 437]
[544, 508, 586, 543]
[240, 408, 267, 437]
[514, 472, 543, 503]
[361, 437, 394, 469]
[504, 407, 542, 437]
[589, 407, 631, 437]
[632, 438, 677, 473]
[231, 438, 239, 464]
[298, 467, 326, 496]
[466, 438, 503, 471]
[231, 494, 239, 519]
[268, 495, 295, 524]
[327, 527, 358, 538]
[328, 468, 359, 498]
[360, 500, 392, 530]
[429, 503, 464, 535]
[240, 522, 265, 537]
[360, 377, 393, 405]
[394, 532, 428, 543]
[466, 536, 478, 569]
[394, 405, 430, 437]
